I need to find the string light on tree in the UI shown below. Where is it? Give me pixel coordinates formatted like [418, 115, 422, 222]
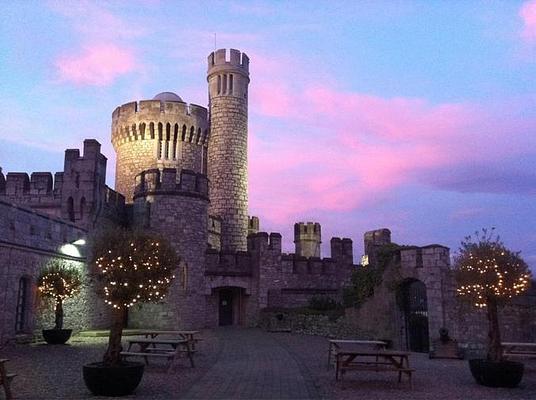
[455, 228, 532, 362]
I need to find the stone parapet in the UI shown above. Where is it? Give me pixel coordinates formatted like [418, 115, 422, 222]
[133, 168, 208, 200]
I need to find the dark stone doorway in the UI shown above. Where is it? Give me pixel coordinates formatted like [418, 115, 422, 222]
[401, 279, 429, 353]
[219, 289, 234, 326]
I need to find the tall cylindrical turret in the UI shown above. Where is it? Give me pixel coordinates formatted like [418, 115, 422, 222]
[207, 49, 250, 251]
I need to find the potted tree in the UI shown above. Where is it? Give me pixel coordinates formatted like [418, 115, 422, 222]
[83, 228, 178, 396]
[455, 228, 532, 388]
[37, 260, 82, 344]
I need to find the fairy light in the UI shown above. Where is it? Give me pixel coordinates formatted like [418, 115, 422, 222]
[38, 265, 82, 301]
[95, 238, 178, 309]
[456, 230, 532, 308]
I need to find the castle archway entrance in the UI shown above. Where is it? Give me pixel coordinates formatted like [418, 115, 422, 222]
[216, 287, 245, 326]
[400, 279, 429, 353]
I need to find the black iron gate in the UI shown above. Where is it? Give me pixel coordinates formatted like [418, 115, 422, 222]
[402, 280, 429, 353]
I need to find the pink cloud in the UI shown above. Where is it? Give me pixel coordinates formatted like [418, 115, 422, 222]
[55, 44, 136, 86]
[247, 54, 536, 226]
[520, 0, 536, 41]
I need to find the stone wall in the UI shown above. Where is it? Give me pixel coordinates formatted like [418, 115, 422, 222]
[0, 200, 109, 344]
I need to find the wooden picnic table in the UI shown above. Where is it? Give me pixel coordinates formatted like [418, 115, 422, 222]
[0, 359, 16, 400]
[335, 350, 414, 388]
[502, 342, 536, 359]
[327, 339, 387, 369]
[135, 330, 201, 350]
[122, 338, 195, 370]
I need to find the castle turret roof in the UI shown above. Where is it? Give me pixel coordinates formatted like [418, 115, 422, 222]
[153, 92, 183, 102]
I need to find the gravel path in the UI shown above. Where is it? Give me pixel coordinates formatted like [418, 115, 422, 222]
[1, 328, 535, 399]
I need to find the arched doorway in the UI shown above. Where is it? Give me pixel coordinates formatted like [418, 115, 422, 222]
[400, 279, 429, 352]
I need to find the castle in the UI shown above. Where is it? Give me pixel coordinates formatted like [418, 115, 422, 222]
[0, 49, 356, 340]
[1, 49, 534, 352]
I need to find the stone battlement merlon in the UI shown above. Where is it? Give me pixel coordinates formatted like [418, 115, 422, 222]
[111, 100, 209, 147]
[133, 168, 208, 199]
[0, 171, 64, 197]
[207, 48, 249, 77]
[112, 100, 208, 121]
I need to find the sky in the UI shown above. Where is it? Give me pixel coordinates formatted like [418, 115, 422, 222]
[1, 0, 535, 269]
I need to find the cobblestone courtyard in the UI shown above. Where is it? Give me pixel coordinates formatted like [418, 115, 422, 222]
[2, 328, 536, 399]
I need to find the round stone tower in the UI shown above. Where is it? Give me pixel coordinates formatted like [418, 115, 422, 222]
[111, 92, 208, 202]
[207, 49, 250, 251]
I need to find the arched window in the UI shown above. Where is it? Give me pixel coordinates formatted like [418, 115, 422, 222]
[140, 123, 146, 140]
[67, 197, 75, 222]
[217, 75, 221, 94]
[189, 126, 195, 142]
[157, 123, 163, 159]
[222, 74, 227, 94]
[149, 122, 155, 139]
[182, 125, 187, 141]
[196, 128, 201, 144]
[132, 123, 137, 140]
[173, 124, 179, 159]
[15, 277, 30, 333]
[165, 123, 171, 159]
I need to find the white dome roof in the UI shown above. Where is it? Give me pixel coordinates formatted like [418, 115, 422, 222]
[153, 92, 183, 102]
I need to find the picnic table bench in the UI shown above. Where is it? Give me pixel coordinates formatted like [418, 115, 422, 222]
[0, 359, 16, 400]
[135, 330, 202, 350]
[121, 338, 195, 371]
[335, 350, 414, 388]
[502, 342, 536, 359]
[327, 339, 387, 369]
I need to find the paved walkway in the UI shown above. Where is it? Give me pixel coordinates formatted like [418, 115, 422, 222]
[180, 328, 320, 399]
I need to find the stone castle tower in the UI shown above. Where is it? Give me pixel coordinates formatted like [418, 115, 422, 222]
[207, 49, 250, 251]
[111, 93, 209, 203]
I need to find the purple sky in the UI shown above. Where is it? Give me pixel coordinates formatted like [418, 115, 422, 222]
[1, 1, 535, 269]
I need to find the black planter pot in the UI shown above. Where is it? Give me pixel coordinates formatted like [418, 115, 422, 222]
[83, 361, 144, 396]
[42, 329, 72, 345]
[469, 359, 524, 388]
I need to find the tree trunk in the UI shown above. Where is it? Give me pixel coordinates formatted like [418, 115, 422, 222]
[103, 307, 125, 366]
[486, 297, 502, 362]
[55, 298, 63, 330]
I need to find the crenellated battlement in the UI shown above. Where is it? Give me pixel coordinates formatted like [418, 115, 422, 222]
[1, 172, 64, 195]
[111, 99, 208, 147]
[208, 48, 249, 76]
[133, 168, 208, 199]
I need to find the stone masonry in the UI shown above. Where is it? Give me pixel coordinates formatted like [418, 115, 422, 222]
[207, 49, 250, 252]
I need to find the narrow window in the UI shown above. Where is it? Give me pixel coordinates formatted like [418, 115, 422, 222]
[189, 126, 195, 142]
[181, 264, 188, 289]
[80, 197, 86, 220]
[140, 123, 146, 140]
[158, 123, 163, 159]
[202, 146, 208, 175]
[196, 128, 201, 144]
[15, 277, 29, 332]
[173, 124, 179, 159]
[182, 125, 187, 141]
[217, 75, 221, 94]
[132, 123, 137, 140]
[75, 173, 80, 189]
[149, 122, 155, 139]
[229, 74, 233, 94]
[67, 197, 75, 222]
[222, 74, 227, 94]
[165, 123, 171, 159]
